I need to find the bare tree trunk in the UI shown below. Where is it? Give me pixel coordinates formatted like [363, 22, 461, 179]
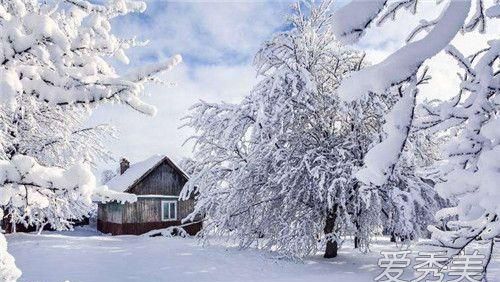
[352, 181, 362, 249]
[353, 217, 361, 249]
[1, 209, 11, 233]
[323, 209, 338, 258]
[354, 236, 360, 249]
[390, 233, 396, 243]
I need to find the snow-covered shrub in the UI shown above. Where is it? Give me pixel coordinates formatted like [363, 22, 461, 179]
[143, 226, 189, 238]
[0, 210, 21, 282]
[0, 233, 21, 282]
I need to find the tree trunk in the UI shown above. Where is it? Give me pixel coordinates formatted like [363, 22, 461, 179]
[1, 209, 10, 233]
[323, 210, 338, 258]
[352, 181, 362, 250]
[353, 219, 361, 249]
[390, 233, 396, 243]
[354, 236, 360, 249]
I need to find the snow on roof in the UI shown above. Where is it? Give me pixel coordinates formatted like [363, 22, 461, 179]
[105, 155, 165, 192]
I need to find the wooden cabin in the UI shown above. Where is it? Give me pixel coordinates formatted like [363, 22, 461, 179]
[97, 155, 201, 236]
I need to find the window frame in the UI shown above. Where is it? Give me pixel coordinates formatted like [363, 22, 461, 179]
[161, 200, 177, 221]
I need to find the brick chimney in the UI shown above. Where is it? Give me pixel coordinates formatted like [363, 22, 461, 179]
[120, 158, 130, 175]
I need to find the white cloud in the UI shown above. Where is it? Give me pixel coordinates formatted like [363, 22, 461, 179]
[88, 63, 257, 166]
[111, 1, 292, 66]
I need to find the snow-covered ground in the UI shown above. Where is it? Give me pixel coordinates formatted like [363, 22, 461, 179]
[6, 228, 500, 282]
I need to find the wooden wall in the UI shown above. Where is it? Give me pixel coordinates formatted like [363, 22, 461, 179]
[128, 161, 187, 196]
[122, 198, 160, 223]
[121, 197, 195, 224]
[98, 197, 200, 235]
[97, 202, 123, 224]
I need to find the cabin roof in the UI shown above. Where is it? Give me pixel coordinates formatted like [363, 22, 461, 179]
[106, 155, 189, 192]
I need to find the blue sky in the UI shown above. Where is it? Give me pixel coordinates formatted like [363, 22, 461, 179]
[89, 0, 296, 172]
[112, 1, 294, 67]
[88, 0, 499, 174]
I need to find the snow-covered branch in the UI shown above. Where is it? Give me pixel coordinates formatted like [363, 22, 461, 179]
[356, 83, 417, 186]
[0, 0, 181, 115]
[331, 0, 387, 44]
[377, 0, 418, 26]
[337, 1, 470, 102]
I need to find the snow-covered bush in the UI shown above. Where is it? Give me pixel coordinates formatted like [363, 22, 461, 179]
[143, 226, 189, 238]
[0, 233, 21, 282]
[0, 210, 21, 282]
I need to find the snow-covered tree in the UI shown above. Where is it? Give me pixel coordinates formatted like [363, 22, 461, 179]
[331, 0, 499, 275]
[182, 1, 385, 258]
[0, 96, 115, 166]
[380, 128, 449, 242]
[0, 0, 180, 115]
[0, 0, 181, 280]
[0, 155, 97, 230]
[101, 169, 117, 184]
[350, 70, 449, 244]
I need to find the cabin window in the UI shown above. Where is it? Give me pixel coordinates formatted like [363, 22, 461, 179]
[161, 200, 177, 221]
